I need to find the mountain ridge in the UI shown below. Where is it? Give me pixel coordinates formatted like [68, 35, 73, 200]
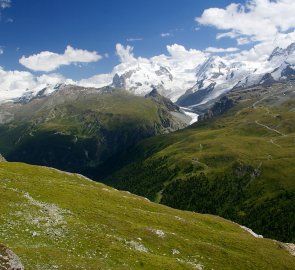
[0, 86, 192, 176]
[2, 42, 295, 111]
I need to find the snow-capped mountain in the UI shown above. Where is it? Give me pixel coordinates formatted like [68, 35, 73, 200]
[109, 63, 196, 102]
[0, 69, 74, 104]
[177, 43, 295, 107]
[108, 56, 200, 102]
[0, 83, 66, 104]
[77, 44, 206, 102]
[16, 83, 67, 104]
[2, 42, 295, 108]
[107, 42, 295, 108]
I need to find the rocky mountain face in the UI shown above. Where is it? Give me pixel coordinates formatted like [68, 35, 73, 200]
[198, 96, 234, 121]
[177, 42, 295, 108]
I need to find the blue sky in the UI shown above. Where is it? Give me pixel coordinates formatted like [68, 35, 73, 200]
[0, 0, 240, 79]
[1, 0, 295, 86]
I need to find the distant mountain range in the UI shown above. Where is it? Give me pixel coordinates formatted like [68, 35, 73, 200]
[1, 42, 295, 110]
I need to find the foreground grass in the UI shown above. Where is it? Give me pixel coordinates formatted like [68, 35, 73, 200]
[0, 162, 294, 269]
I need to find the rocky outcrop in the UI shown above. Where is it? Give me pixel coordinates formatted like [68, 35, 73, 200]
[259, 73, 276, 87]
[0, 244, 24, 270]
[198, 96, 234, 121]
[176, 81, 216, 107]
[145, 88, 180, 112]
[0, 154, 6, 162]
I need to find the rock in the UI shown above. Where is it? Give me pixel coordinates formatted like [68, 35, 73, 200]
[198, 96, 234, 121]
[145, 88, 180, 112]
[0, 244, 24, 270]
[0, 154, 6, 162]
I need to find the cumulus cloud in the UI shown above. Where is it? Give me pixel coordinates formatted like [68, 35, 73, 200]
[0, 67, 75, 102]
[115, 43, 136, 63]
[114, 43, 207, 68]
[78, 73, 113, 88]
[205, 47, 239, 53]
[80, 43, 207, 93]
[19, 45, 102, 72]
[196, 0, 295, 43]
[0, 68, 35, 93]
[163, 44, 207, 67]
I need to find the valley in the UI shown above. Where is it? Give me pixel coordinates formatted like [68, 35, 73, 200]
[0, 86, 191, 175]
[1, 2, 295, 268]
[104, 81, 295, 243]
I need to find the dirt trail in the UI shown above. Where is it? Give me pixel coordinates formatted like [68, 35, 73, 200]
[255, 121, 286, 136]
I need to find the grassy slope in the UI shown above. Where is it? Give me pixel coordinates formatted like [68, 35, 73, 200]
[0, 162, 295, 270]
[0, 89, 186, 175]
[106, 82, 295, 242]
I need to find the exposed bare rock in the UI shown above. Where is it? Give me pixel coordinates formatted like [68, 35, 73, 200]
[0, 244, 24, 270]
[0, 154, 6, 162]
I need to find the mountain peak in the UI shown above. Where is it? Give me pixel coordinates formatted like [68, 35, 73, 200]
[145, 87, 181, 113]
[145, 87, 160, 98]
[111, 73, 125, 89]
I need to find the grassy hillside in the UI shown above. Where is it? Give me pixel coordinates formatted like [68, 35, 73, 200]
[0, 86, 188, 175]
[105, 81, 295, 242]
[0, 162, 295, 269]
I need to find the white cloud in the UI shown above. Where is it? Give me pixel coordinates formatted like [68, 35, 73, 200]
[36, 73, 72, 86]
[19, 45, 102, 72]
[205, 47, 239, 53]
[216, 31, 239, 40]
[0, 0, 11, 9]
[113, 43, 207, 69]
[230, 31, 295, 63]
[126, 38, 143, 42]
[115, 43, 136, 63]
[78, 73, 113, 88]
[164, 44, 207, 67]
[196, 0, 295, 43]
[0, 67, 75, 102]
[161, 33, 172, 38]
[237, 37, 252, 45]
[0, 47, 3, 55]
[0, 68, 35, 93]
